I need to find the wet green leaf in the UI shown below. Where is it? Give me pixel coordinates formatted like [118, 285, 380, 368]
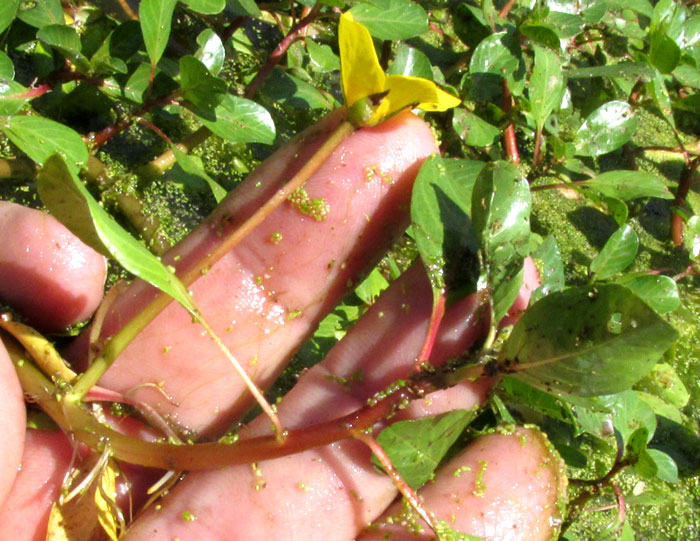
[499, 376, 577, 426]
[195, 29, 225, 76]
[647, 449, 679, 483]
[618, 274, 680, 315]
[354, 267, 389, 305]
[199, 94, 275, 144]
[36, 155, 196, 315]
[124, 63, 153, 103]
[520, 23, 560, 51]
[3, 115, 88, 173]
[411, 154, 479, 297]
[306, 40, 340, 73]
[471, 161, 531, 320]
[140, 0, 178, 68]
[685, 216, 700, 260]
[531, 236, 565, 303]
[574, 101, 638, 156]
[566, 62, 653, 80]
[470, 31, 523, 99]
[225, 0, 261, 17]
[262, 68, 334, 110]
[600, 390, 657, 448]
[452, 108, 500, 147]
[638, 363, 690, 409]
[583, 170, 673, 200]
[349, 0, 428, 41]
[387, 44, 432, 80]
[590, 224, 639, 281]
[530, 45, 565, 131]
[374, 409, 474, 490]
[505, 285, 679, 396]
[0, 51, 13, 79]
[547, 11, 585, 39]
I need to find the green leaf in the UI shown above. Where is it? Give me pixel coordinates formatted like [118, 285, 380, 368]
[600, 390, 656, 447]
[3, 116, 88, 173]
[225, 0, 261, 17]
[182, 0, 226, 15]
[374, 410, 474, 490]
[649, 28, 681, 74]
[354, 268, 389, 305]
[470, 31, 523, 99]
[583, 170, 673, 200]
[0, 80, 29, 115]
[566, 62, 654, 80]
[574, 101, 638, 157]
[37, 24, 91, 73]
[386, 44, 432, 80]
[638, 363, 690, 409]
[531, 236, 565, 303]
[499, 376, 578, 426]
[648, 69, 675, 128]
[140, 0, 178, 68]
[262, 68, 333, 110]
[180, 56, 228, 120]
[520, 23, 560, 51]
[171, 146, 227, 203]
[471, 161, 532, 321]
[452, 108, 500, 147]
[200, 94, 275, 144]
[349, 0, 428, 41]
[504, 285, 679, 397]
[590, 224, 639, 281]
[530, 45, 565, 131]
[124, 63, 153, 103]
[195, 29, 225, 76]
[0, 0, 19, 34]
[36, 155, 197, 315]
[647, 449, 680, 483]
[17, 0, 64, 29]
[618, 275, 680, 315]
[410, 154, 479, 297]
[90, 21, 142, 76]
[306, 40, 340, 73]
[636, 391, 683, 424]
[0, 52, 13, 79]
[547, 11, 585, 39]
[434, 522, 486, 541]
[685, 215, 700, 260]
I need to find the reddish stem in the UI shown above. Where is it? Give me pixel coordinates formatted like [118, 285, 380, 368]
[244, 3, 322, 99]
[671, 155, 700, 246]
[502, 81, 520, 164]
[532, 125, 543, 169]
[13, 84, 52, 100]
[498, 0, 518, 18]
[414, 293, 446, 371]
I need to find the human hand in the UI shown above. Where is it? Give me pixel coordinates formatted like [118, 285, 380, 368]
[0, 111, 564, 539]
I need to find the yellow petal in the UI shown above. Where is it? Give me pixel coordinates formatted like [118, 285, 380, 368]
[384, 75, 462, 115]
[339, 12, 385, 107]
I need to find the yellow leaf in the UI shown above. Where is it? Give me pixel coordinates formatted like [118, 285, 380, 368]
[95, 459, 121, 541]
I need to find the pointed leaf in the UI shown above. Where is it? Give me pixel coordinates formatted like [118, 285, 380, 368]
[0, 0, 19, 34]
[411, 154, 479, 297]
[3, 116, 88, 173]
[182, 0, 226, 15]
[0, 80, 30, 115]
[452, 108, 500, 147]
[387, 44, 432, 80]
[195, 29, 225, 75]
[374, 410, 474, 490]
[17, 0, 64, 29]
[530, 45, 565, 130]
[140, 0, 178, 68]
[583, 170, 673, 200]
[36, 155, 197, 315]
[574, 101, 638, 157]
[199, 94, 275, 144]
[531, 236, 565, 303]
[590, 225, 639, 281]
[171, 146, 227, 203]
[618, 274, 680, 315]
[180, 55, 228, 120]
[37, 24, 91, 73]
[648, 68, 675, 128]
[504, 284, 679, 396]
[349, 0, 428, 41]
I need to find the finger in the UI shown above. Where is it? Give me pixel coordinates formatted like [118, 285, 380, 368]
[360, 426, 567, 540]
[123, 263, 495, 539]
[0, 429, 72, 540]
[68, 110, 438, 437]
[0, 339, 25, 510]
[0, 201, 107, 332]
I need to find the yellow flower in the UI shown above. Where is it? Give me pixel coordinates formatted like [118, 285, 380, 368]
[339, 12, 461, 127]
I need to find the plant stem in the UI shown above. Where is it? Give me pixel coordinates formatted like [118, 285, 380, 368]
[671, 155, 700, 246]
[502, 81, 520, 164]
[354, 431, 437, 533]
[414, 293, 446, 372]
[68, 116, 354, 402]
